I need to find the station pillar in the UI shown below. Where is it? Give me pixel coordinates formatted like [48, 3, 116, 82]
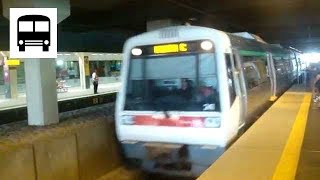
[24, 59, 59, 125]
[2, 0, 70, 126]
[79, 55, 91, 89]
[6, 67, 18, 99]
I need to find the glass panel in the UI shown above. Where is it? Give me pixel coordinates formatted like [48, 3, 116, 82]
[145, 56, 196, 79]
[254, 59, 268, 80]
[89, 61, 121, 85]
[56, 60, 80, 87]
[109, 60, 121, 77]
[125, 53, 220, 112]
[17, 62, 26, 93]
[19, 21, 33, 32]
[129, 59, 143, 80]
[241, 55, 268, 84]
[225, 54, 236, 105]
[244, 65, 259, 89]
[274, 58, 286, 76]
[0, 66, 3, 96]
[199, 53, 217, 87]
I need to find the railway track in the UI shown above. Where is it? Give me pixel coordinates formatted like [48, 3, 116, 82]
[0, 92, 116, 125]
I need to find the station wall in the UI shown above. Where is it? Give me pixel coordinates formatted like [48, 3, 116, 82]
[0, 115, 123, 180]
[0, 58, 122, 95]
[0, 28, 130, 52]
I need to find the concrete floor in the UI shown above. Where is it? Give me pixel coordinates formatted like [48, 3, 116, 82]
[295, 101, 320, 179]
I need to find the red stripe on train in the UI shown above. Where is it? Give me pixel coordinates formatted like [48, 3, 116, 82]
[134, 115, 205, 127]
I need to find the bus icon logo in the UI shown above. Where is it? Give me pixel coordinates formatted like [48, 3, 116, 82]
[10, 8, 57, 58]
[18, 15, 51, 52]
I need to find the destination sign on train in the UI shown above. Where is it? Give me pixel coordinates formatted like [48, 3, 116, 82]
[153, 43, 188, 54]
[130, 40, 214, 57]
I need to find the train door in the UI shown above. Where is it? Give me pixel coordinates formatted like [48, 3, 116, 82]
[231, 48, 247, 127]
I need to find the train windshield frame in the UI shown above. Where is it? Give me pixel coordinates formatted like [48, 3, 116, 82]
[124, 42, 220, 112]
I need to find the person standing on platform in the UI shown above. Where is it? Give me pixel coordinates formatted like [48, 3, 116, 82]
[92, 69, 99, 94]
[313, 74, 320, 102]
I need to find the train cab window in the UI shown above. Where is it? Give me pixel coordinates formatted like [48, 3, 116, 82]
[125, 53, 220, 112]
[243, 64, 259, 89]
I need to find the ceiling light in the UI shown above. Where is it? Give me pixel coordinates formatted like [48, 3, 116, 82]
[56, 59, 64, 66]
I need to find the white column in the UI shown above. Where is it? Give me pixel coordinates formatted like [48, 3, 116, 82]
[2, 0, 70, 126]
[8, 67, 18, 98]
[78, 56, 86, 89]
[25, 59, 58, 125]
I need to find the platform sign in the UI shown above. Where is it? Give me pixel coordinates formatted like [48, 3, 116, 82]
[84, 56, 90, 76]
[9, 8, 57, 58]
[6, 59, 20, 66]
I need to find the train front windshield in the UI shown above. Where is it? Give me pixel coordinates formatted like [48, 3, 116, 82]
[125, 53, 220, 112]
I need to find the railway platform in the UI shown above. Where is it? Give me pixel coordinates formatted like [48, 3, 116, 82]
[198, 83, 319, 180]
[0, 83, 120, 124]
[295, 94, 320, 179]
[0, 82, 121, 110]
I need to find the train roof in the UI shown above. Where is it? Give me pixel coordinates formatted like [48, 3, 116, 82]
[125, 25, 295, 57]
[124, 25, 228, 49]
[227, 33, 293, 56]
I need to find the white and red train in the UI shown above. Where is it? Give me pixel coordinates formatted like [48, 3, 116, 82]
[115, 25, 303, 176]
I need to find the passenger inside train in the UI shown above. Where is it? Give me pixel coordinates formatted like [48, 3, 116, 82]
[177, 78, 193, 100]
[195, 85, 219, 111]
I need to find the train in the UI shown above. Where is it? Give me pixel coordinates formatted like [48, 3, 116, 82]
[115, 25, 304, 176]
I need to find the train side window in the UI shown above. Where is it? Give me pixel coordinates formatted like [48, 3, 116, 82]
[243, 64, 259, 89]
[242, 56, 268, 84]
[253, 59, 268, 82]
[274, 58, 286, 75]
[225, 54, 236, 105]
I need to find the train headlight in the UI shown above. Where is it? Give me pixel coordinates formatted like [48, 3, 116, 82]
[204, 117, 221, 128]
[121, 116, 134, 125]
[131, 48, 142, 56]
[201, 41, 213, 51]
[19, 40, 24, 45]
[44, 40, 49, 45]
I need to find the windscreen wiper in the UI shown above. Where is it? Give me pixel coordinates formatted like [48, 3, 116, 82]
[163, 110, 170, 119]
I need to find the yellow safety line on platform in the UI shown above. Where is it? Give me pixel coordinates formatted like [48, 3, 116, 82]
[272, 93, 312, 180]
